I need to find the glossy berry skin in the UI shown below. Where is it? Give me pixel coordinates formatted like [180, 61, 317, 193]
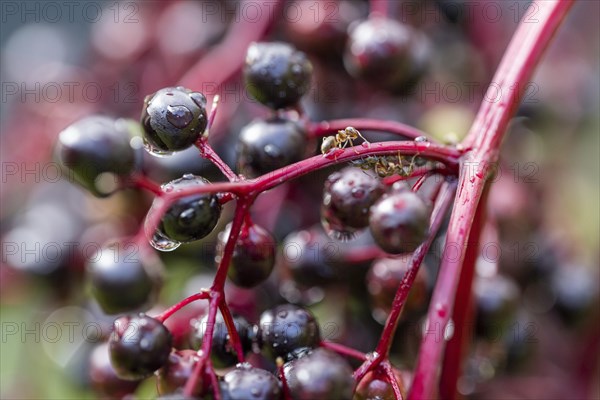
[284, 348, 355, 400]
[366, 257, 429, 324]
[220, 363, 281, 400]
[217, 222, 276, 288]
[157, 350, 200, 396]
[141, 86, 208, 155]
[89, 342, 141, 398]
[87, 241, 161, 315]
[154, 174, 221, 243]
[189, 314, 254, 368]
[369, 190, 431, 254]
[321, 167, 385, 240]
[55, 116, 138, 197]
[259, 304, 320, 361]
[344, 17, 430, 93]
[282, 227, 340, 287]
[244, 42, 313, 109]
[237, 117, 306, 178]
[109, 314, 172, 380]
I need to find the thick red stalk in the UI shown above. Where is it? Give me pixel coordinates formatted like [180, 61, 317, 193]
[438, 187, 488, 398]
[410, 2, 573, 398]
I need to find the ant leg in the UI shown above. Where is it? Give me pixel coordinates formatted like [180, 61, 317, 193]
[357, 131, 371, 146]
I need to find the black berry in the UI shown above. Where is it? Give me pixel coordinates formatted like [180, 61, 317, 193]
[109, 314, 172, 380]
[89, 342, 141, 398]
[369, 190, 431, 254]
[284, 348, 355, 400]
[244, 42, 313, 109]
[217, 222, 276, 288]
[236, 117, 307, 178]
[259, 304, 320, 361]
[321, 167, 385, 240]
[141, 86, 208, 155]
[55, 116, 139, 197]
[344, 17, 430, 93]
[86, 241, 162, 315]
[149, 174, 221, 247]
[157, 350, 201, 396]
[220, 363, 281, 400]
[189, 313, 254, 368]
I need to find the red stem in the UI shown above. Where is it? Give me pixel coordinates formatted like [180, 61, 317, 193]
[178, 0, 282, 90]
[410, 2, 574, 398]
[195, 139, 238, 182]
[129, 174, 163, 196]
[321, 341, 368, 361]
[354, 181, 457, 382]
[309, 119, 434, 142]
[155, 291, 210, 323]
[382, 362, 404, 400]
[438, 186, 489, 399]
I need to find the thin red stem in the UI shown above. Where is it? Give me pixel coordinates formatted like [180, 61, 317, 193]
[196, 139, 238, 182]
[154, 291, 210, 323]
[354, 181, 457, 382]
[382, 362, 404, 400]
[410, 2, 574, 398]
[321, 341, 368, 361]
[129, 174, 163, 196]
[218, 299, 245, 364]
[309, 119, 434, 142]
[178, 0, 281, 90]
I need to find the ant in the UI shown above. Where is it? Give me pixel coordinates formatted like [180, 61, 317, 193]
[321, 126, 370, 155]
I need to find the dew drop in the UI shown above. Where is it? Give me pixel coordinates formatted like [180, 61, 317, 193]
[444, 319, 455, 341]
[149, 231, 180, 252]
[143, 138, 174, 157]
[166, 105, 193, 129]
[435, 303, 447, 318]
[415, 136, 429, 142]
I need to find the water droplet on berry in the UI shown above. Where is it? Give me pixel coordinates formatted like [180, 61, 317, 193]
[143, 137, 174, 157]
[322, 222, 357, 242]
[166, 105, 193, 128]
[277, 310, 288, 319]
[189, 92, 207, 108]
[149, 231, 181, 252]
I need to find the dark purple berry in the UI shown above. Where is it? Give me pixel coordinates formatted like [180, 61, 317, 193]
[217, 222, 276, 288]
[259, 304, 320, 361]
[281, 227, 340, 287]
[321, 167, 385, 240]
[89, 342, 141, 398]
[366, 257, 429, 324]
[87, 241, 162, 315]
[55, 116, 139, 197]
[369, 190, 431, 254]
[244, 42, 313, 109]
[474, 274, 520, 339]
[220, 363, 281, 400]
[157, 350, 201, 396]
[344, 17, 430, 93]
[141, 86, 208, 155]
[284, 348, 355, 400]
[236, 117, 307, 178]
[109, 314, 172, 380]
[189, 314, 254, 368]
[148, 174, 221, 247]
